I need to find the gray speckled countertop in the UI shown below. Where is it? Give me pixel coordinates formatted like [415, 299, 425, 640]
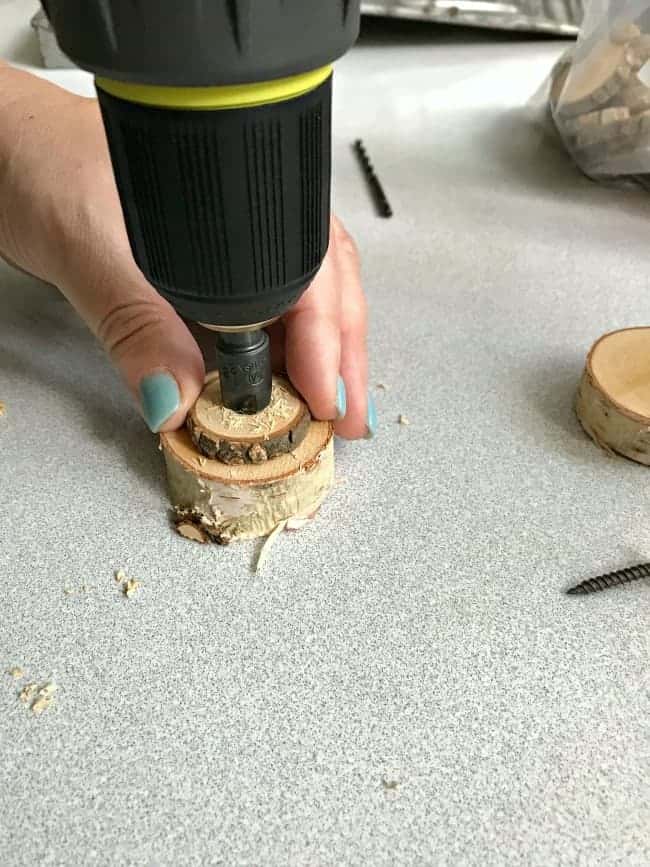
[2, 5, 650, 866]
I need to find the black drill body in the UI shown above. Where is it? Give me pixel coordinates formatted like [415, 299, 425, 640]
[43, 1, 360, 413]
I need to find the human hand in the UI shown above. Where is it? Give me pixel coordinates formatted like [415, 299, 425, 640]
[0, 65, 375, 439]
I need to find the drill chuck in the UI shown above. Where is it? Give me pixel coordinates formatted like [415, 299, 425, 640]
[96, 72, 332, 329]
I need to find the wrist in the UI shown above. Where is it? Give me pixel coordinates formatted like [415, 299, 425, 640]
[0, 64, 87, 285]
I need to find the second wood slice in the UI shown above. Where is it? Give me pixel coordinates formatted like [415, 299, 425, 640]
[576, 327, 650, 465]
[187, 373, 311, 465]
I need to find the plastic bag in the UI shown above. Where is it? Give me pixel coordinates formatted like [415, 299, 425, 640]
[549, 0, 650, 183]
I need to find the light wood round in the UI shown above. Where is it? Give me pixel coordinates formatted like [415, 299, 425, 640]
[576, 327, 650, 465]
[187, 373, 310, 465]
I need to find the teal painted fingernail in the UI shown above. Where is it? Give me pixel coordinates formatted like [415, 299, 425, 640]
[366, 393, 378, 438]
[139, 372, 180, 432]
[336, 376, 347, 419]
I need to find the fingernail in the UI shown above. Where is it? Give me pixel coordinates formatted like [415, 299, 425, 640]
[366, 393, 378, 438]
[139, 372, 180, 432]
[336, 376, 347, 419]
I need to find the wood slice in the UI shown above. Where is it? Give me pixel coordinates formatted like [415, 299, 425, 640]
[619, 82, 650, 113]
[187, 373, 310, 465]
[571, 109, 650, 172]
[559, 40, 632, 119]
[573, 107, 631, 145]
[624, 35, 650, 72]
[576, 327, 650, 465]
[161, 419, 334, 543]
[611, 21, 641, 46]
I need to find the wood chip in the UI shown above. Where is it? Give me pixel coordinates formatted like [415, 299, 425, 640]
[7, 667, 24, 679]
[376, 383, 389, 391]
[398, 415, 410, 426]
[176, 521, 208, 543]
[19, 683, 38, 704]
[38, 682, 57, 698]
[31, 696, 52, 716]
[0, 400, 5, 416]
[64, 583, 95, 596]
[123, 578, 142, 598]
[114, 569, 126, 583]
[382, 778, 400, 791]
[255, 520, 287, 573]
[285, 516, 312, 531]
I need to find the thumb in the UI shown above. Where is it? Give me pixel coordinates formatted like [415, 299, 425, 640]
[61, 262, 205, 432]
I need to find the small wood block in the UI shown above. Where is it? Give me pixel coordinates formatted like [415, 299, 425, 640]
[175, 522, 208, 543]
[187, 373, 311, 465]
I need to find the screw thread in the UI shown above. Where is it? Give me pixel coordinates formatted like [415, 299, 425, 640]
[567, 562, 650, 595]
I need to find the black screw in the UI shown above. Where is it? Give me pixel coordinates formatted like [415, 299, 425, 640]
[353, 139, 393, 218]
[566, 562, 650, 595]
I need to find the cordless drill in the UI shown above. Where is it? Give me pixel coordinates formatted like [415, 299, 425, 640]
[42, 1, 360, 413]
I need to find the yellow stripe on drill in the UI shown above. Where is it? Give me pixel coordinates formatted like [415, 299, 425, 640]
[96, 65, 332, 110]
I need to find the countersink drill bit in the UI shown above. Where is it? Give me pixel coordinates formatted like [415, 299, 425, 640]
[566, 562, 650, 595]
[353, 139, 393, 218]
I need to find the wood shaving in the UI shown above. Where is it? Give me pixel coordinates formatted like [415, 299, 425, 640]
[285, 516, 312, 531]
[19, 683, 38, 704]
[123, 578, 142, 598]
[7, 667, 24, 679]
[201, 380, 295, 436]
[176, 521, 208, 543]
[64, 584, 94, 596]
[114, 569, 126, 584]
[197, 456, 207, 467]
[398, 415, 410, 426]
[38, 682, 57, 699]
[31, 696, 53, 716]
[255, 520, 287, 573]
[0, 400, 5, 416]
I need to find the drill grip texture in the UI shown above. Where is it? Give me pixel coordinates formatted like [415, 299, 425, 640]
[97, 77, 332, 326]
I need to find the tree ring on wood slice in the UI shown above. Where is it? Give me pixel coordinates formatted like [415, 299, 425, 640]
[187, 373, 311, 465]
[576, 327, 650, 465]
[161, 420, 334, 543]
